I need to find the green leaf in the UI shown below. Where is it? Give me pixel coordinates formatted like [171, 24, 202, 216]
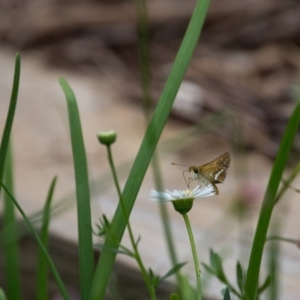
[36, 176, 57, 300]
[204, 251, 242, 298]
[179, 274, 197, 300]
[257, 275, 271, 295]
[244, 98, 300, 300]
[59, 78, 94, 300]
[209, 248, 214, 267]
[211, 251, 222, 271]
[156, 262, 187, 287]
[95, 214, 111, 237]
[223, 287, 231, 300]
[148, 268, 154, 278]
[202, 263, 215, 276]
[135, 235, 141, 247]
[0, 53, 20, 187]
[148, 268, 160, 289]
[236, 261, 244, 293]
[90, 0, 211, 298]
[210, 250, 228, 283]
[0, 182, 70, 300]
[94, 243, 133, 257]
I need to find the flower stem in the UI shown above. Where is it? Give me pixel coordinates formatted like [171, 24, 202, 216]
[182, 213, 202, 300]
[106, 145, 157, 300]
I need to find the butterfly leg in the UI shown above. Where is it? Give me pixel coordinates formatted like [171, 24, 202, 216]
[187, 177, 193, 189]
[198, 178, 219, 195]
[212, 183, 219, 195]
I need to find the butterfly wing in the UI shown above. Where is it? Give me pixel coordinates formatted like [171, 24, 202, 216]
[200, 153, 230, 183]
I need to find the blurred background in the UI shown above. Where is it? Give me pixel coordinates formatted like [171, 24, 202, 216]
[0, 0, 300, 299]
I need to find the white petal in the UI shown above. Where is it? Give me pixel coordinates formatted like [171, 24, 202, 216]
[193, 184, 216, 197]
[172, 190, 182, 198]
[150, 190, 173, 202]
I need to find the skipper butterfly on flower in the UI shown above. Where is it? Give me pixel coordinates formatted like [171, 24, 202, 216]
[173, 152, 231, 195]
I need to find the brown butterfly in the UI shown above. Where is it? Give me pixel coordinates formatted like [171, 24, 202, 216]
[173, 153, 231, 195]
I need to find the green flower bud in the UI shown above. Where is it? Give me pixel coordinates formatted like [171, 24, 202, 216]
[172, 198, 194, 214]
[97, 130, 116, 146]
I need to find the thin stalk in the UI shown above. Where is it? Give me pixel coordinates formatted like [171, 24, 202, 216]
[106, 145, 156, 300]
[36, 176, 57, 300]
[268, 225, 280, 300]
[266, 236, 298, 244]
[275, 161, 300, 204]
[136, 0, 152, 122]
[3, 143, 21, 300]
[182, 213, 202, 300]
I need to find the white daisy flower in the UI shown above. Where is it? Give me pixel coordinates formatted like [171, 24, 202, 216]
[150, 184, 217, 214]
[150, 184, 217, 202]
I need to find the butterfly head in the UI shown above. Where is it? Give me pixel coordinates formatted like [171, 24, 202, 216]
[188, 166, 200, 180]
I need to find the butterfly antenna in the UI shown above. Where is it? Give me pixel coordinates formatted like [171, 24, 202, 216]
[183, 170, 189, 188]
[172, 162, 188, 167]
[172, 162, 190, 188]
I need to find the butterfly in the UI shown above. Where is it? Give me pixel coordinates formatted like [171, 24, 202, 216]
[173, 152, 231, 195]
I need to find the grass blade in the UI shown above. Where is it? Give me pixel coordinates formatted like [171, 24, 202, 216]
[223, 287, 231, 300]
[244, 99, 300, 299]
[90, 0, 211, 298]
[0, 182, 70, 300]
[3, 143, 21, 300]
[36, 176, 57, 300]
[0, 53, 20, 184]
[59, 78, 94, 300]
